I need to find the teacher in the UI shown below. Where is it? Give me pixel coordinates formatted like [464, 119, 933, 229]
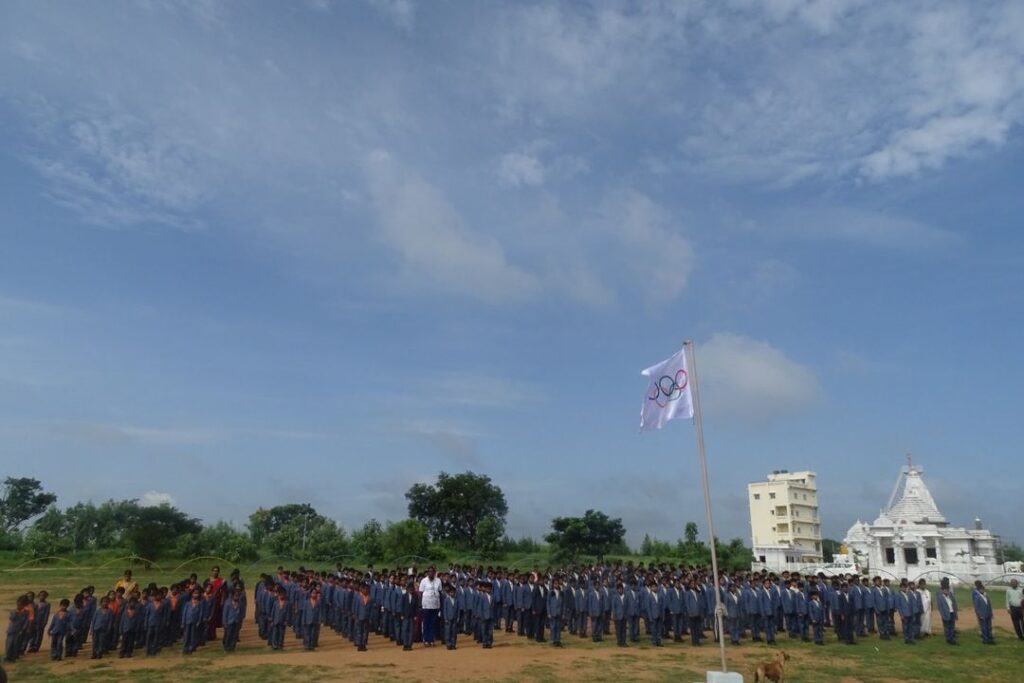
[418, 566, 442, 647]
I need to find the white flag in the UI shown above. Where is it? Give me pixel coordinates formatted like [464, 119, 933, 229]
[640, 347, 694, 432]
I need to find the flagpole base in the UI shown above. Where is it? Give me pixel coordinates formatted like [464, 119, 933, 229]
[702, 672, 743, 683]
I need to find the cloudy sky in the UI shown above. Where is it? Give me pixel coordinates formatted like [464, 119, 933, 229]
[2, 0, 1022, 547]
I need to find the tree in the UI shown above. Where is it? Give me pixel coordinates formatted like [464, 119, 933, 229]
[473, 516, 503, 558]
[23, 507, 72, 556]
[684, 521, 700, 545]
[383, 519, 430, 561]
[545, 509, 626, 562]
[406, 472, 508, 549]
[351, 519, 385, 564]
[821, 538, 843, 562]
[122, 504, 202, 559]
[0, 477, 57, 533]
[248, 504, 319, 546]
[1002, 542, 1023, 563]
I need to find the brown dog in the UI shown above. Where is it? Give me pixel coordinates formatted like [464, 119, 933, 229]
[753, 650, 791, 682]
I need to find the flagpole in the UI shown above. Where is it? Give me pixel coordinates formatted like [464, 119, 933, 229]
[684, 339, 728, 674]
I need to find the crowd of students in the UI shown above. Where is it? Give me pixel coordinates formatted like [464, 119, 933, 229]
[4, 561, 1013, 666]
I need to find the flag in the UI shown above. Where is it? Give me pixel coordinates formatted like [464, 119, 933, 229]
[640, 346, 694, 431]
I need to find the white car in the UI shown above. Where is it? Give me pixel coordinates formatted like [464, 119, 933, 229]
[812, 561, 859, 578]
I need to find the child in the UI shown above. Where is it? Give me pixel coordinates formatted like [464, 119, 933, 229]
[182, 590, 203, 655]
[399, 581, 416, 651]
[269, 589, 289, 651]
[144, 591, 164, 656]
[89, 597, 112, 659]
[972, 580, 995, 645]
[478, 580, 495, 649]
[442, 583, 458, 650]
[65, 594, 84, 657]
[547, 577, 564, 648]
[354, 582, 371, 652]
[300, 588, 322, 651]
[3, 596, 29, 663]
[119, 599, 140, 658]
[809, 590, 825, 645]
[48, 599, 70, 661]
[29, 591, 49, 654]
[222, 590, 244, 652]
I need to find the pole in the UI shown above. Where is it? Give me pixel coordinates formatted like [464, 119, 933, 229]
[684, 339, 728, 673]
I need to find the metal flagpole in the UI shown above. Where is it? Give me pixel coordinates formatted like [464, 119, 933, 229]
[684, 340, 728, 673]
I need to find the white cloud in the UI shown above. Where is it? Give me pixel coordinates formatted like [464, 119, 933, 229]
[777, 206, 959, 251]
[497, 152, 545, 187]
[700, 332, 823, 424]
[365, 150, 540, 304]
[139, 490, 176, 507]
[399, 420, 480, 467]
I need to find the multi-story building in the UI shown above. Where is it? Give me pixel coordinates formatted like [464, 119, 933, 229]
[748, 470, 823, 565]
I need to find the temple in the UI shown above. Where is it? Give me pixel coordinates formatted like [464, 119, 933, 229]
[843, 457, 1002, 583]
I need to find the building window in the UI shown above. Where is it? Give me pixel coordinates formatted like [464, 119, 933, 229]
[885, 547, 895, 565]
[759, 555, 766, 563]
[753, 493, 760, 500]
[794, 509, 800, 517]
[802, 494, 807, 500]
[926, 547, 937, 559]
[904, 547, 919, 565]
[769, 493, 776, 500]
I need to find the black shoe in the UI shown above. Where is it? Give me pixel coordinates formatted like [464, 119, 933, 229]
[403, 646, 412, 651]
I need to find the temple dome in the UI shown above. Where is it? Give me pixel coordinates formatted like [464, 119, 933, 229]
[885, 467, 946, 525]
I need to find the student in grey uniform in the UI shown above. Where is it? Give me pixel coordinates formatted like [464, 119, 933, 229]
[808, 590, 825, 645]
[936, 578, 958, 645]
[399, 581, 416, 651]
[626, 582, 641, 643]
[443, 584, 459, 650]
[611, 582, 628, 647]
[685, 579, 703, 646]
[547, 577, 564, 647]
[971, 580, 995, 645]
[724, 583, 741, 645]
[48, 599, 70, 661]
[644, 581, 664, 646]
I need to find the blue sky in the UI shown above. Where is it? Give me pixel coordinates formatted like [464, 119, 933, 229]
[1, 1, 1022, 547]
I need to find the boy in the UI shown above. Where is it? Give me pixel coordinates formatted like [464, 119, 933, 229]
[300, 588, 322, 651]
[144, 590, 164, 656]
[354, 582, 371, 651]
[89, 597, 113, 659]
[269, 589, 289, 651]
[182, 590, 203, 655]
[937, 578, 958, 645]
[478, 580, 495, 649]
[972, 580, 995, 645]
[611, 582, 627, 647]
[29, 591, 49, 653]
[808, 590, 825, 645]
[547, 577, 563, 647]
[399, 581, 416, 651]
[49, 599, 70, 660]
[724, 583, 741, 646]
[222, 590, 244, 652]
[119, 598, 140, 658]
[3, 597, 29, 663]
[442, 583, 459, 650]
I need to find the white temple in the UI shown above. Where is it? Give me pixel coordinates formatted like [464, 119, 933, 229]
[844, 457, 1002, 584]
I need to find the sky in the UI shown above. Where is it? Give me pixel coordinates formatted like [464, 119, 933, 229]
[1, 0, 1022, 548]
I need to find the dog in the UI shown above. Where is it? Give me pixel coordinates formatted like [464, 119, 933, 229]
[753, 650, 791, 683]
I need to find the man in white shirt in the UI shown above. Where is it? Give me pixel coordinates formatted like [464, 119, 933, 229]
[1007, 578, 1024, 641]
[418, 566, 443, 647]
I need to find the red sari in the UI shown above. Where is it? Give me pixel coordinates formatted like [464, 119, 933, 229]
[207, 577, 226, 639]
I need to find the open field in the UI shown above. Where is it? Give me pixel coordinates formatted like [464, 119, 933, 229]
[3, 562, 1021, 683]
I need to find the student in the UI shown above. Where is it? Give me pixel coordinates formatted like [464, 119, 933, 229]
[626, 582, 641, 643]
[3, 597, 28, 663]
[530, 573, 547, 643]
[936, 578, 958, 645]
[354, 582, 371, 652]
[90, 597, 113, 659]
[478, 580, 495, 649]
[144, 591, 164, 656]
[611, 582, 627, 647]
[685, 579, 703, 646]
[443, 584, 459, 650]
[547, 577, 564, 648]
[222, 590, 244, 652]
[28, 591, 49, 654]
[65, 594, 84, 657]
[808, 590, 825, 645]
[119, 599, 140, 658]
[644, 581, 663, 646]
[971, 580, 995, 645]
[298, 587, 320, 651]
[724, 583, 741, 646]
[586, 580, 604, 642]
[399, 581, 416, 651]
[182, 590, 204, 655]
[48, 599, 70, 661]
[895, 581, 914, 645]
[667, 579, 684, 643]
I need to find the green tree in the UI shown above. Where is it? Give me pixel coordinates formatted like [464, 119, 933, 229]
[351, 519, 385, 564]
[383, 519, 430, 561]
[0, 477, 57, 533]
[473, 516, 504, 558]
[821, 538, 843, 562]
[684, 521, 700, 545]
[545, 509, 626, 562]
[23, 507, 73, 556]
[1001, 542, 1023, 563]
[122, 504, 202, 559]
[406, 472, 507, 549]
[247, 504, 318, 546]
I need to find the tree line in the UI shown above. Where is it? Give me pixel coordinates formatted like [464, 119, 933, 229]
[0, 473, 874, 570]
